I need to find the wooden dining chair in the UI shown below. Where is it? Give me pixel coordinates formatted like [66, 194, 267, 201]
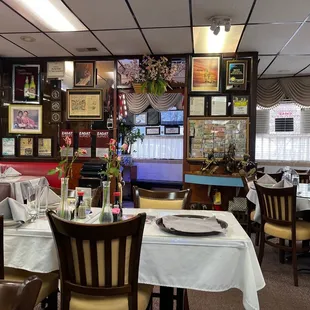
[256, 167, 265, 173]
[295, 169, 308, 174]
[0, 184, 11, 202]
[46, 210, 153, 310]
[133, 186, 192, 210]
[256, 171, 283, 182]
[91, 186, 102, 208]
[0, 276, 42, 310]
[0, 216, 58, 309]
[299, 174, 310, 184]
[255, 182, 310, 286]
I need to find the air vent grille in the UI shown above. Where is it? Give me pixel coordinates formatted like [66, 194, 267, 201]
[76, 47, 98, 52]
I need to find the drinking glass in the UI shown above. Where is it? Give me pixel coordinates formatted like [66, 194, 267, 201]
[38, 185, 49, 217]
[27, 186, 39, 222]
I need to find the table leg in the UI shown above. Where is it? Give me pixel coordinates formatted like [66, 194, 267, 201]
[176, 288, 184, 310]
[160, 286, 174, 310]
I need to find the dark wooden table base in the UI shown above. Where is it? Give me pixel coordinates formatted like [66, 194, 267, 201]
[159, 286, 189, 310]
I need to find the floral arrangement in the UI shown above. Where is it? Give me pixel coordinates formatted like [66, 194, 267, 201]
[48, 136, 87, 179]
[121, 56, 185, 96]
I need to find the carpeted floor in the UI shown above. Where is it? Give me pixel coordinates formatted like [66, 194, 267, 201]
[35, 238, 310, 310]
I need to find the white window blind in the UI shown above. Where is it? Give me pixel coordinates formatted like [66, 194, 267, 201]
[256, 102, 310, 162]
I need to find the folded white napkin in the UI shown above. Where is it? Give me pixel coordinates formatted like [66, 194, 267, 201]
[257, 174, 277, 185]
[4, 167, 22, 177]
[40, 188, 61, 206]
[273, 179, 293, 188]
[0, 197, 29, 222]
[162, 215, 225, 234]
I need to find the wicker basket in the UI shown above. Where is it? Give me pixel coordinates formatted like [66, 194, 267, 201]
[132, 83, 146, 94]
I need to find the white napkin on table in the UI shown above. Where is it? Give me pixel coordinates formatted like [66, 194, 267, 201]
[162, 215, 225, 234]
[0, 197, 29, 222]
[257, 174, 277, 185]
[39, 188, 61, 205]
[273, 179, 293, 188]
[4, 167, 22, 177]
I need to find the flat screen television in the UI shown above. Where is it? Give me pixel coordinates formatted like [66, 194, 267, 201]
[160, 110, 184, 125]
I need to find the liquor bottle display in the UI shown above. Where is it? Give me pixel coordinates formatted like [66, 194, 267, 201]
[24, 76, 29, 100]
[28, 75, 36, 99]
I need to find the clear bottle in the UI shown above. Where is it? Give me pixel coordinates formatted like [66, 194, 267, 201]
[78, 199, 87, 219]
[24, 76, 29, 100]
[28, 75, 36, 99]
[75, 191, 84, 220]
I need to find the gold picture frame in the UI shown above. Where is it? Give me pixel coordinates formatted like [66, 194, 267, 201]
[8, 104, 42, 134]
[66, 89, 103, 121]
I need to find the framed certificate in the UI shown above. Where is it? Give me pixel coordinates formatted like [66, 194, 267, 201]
[67, 89, 103, 120]
[189, 96, 206, 116]
[38, 138, 52, 157]
[146, 127, 160, 135]
[19, 137, 34, 157]
[232, 96, 249, 116]
[164, 126, 180, 135]
[226, 60, 247, 90]
[2, 138, 15, 156]
[134, 112, 147, 125]
[210, 96, 228, 116]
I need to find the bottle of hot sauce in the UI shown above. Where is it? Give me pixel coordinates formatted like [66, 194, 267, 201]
[113, 191, 122, 220]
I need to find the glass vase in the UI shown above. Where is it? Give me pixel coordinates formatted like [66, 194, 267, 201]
[99, 181, 113, 223]
[57, 177, 71, 220]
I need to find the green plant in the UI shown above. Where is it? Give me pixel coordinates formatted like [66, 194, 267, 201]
[119, 122, 144, 154]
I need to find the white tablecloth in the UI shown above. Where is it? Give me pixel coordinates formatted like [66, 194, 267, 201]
[4, 208, 265, 310]
[0, 176, 48, 203]
[247, 181, 310, 223]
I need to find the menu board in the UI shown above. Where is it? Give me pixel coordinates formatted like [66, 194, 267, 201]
[95, 130, 109, 158]
[60, 129, 74, 157]
[187, 117, 249, 160]
[78, 130, 92, 157]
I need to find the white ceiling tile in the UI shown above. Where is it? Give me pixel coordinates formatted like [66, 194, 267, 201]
[282, 23, 310, 55]
[94, 30, 149, 55]
[258, 56, 275, 75]
[129, 0, 190, 27]
[2, 33, 71, 57]
[64, 0, 136, 30]
[250, 0, 310, 23]
[238, 24, 299, 54]
[264, 56, 310, 75]
[0, 36, 33, 57]
[48, 32, 110, 56]
[296, 64, 310, 75]
[192, 0, 253, 25]
[0, 2, 37, 33]
[143, 28, 192, 54]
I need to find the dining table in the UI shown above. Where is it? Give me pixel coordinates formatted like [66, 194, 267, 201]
[0, 175, 48, 203]
[3, 208, 265, 310]
[247, 181, 310, 223]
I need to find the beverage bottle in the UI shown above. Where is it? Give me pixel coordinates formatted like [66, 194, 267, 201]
[24, 76, 29, 100]
[113, 191, 122, 220]
[28, 75, 36, 99]
[75, 191, 84, 219]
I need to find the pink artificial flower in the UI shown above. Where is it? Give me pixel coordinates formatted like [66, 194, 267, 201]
[121, 143, 128, 151]
[117, 156, 121, 161]
[64, 136, 72, 146]
[80, 149, 87, 155]
[112, 208, 120, 215]
[103, 154, 109, 159]
[109, 139, 116, 145]
[60, 145, 65, 151]
[110, 145, 116, 151]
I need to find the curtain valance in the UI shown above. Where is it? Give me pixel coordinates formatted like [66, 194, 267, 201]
[257, 77, 310, 107]
[125, 93, 183, 114]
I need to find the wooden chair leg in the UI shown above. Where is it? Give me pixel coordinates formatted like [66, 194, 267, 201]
[184, 289, 189, 310]
[46, 290, 58, 310]
[258, 230, 265, 265]
[279, 239, 285, 264]
[254, 228, 260, 246]
[292, 240, 298, 287]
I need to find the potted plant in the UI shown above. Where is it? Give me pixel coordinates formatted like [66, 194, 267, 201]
[120, 56, 184, 96]
[119, 121, 144, 166]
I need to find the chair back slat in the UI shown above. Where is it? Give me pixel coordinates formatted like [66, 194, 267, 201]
[256, 171, 283, 182]
[0, 216, 3, 280]
[47, 210, 146, 305]
[133, 186, 192, 209]
[255, 182, 296, 225]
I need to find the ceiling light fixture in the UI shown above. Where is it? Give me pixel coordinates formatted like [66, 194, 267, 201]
[20, 35, 36, 42]
[209, 16, 232, 36]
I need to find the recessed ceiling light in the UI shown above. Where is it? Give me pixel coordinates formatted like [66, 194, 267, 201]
[20, 35, 36, 43]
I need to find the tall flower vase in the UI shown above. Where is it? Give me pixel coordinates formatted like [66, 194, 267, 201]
[57, 178, 71, 220]
[99, 181, 113, 223]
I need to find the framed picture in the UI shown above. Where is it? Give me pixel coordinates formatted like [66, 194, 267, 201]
[47, 61, 65, 79]
[134, 112, 148, 125]
[67, 89, 103, 121]
[232, 95, 249, 116]
[146, 127, 160, 135]
[189, 96, 206, 116]
[19, 137, 34, 157]
[38, 138, 53, 157]
[226, 60, 247, 90]
[164, 126, 180, 135]
[12, 64, 40, 103]
[191, 56, 220, 92]
[74, 61, 96, 87]
[8, 104, 43, 134]
[210, 96, 228, 116]
[2, 137, 15, 156]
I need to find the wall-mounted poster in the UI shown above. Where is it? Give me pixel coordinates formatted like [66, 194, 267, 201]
[189, 96, 206, 116]
[47, 61, 65, 79]
[38, 138, 52, 157]
[134, 112, 147, 125]
[12, 64, 40, 103]
[19, 137, 33, 157]
[226, 60, 247, 90]
[2, 138, 15, 156]
[8, 104, 42, 134]
[232, 96, 249, 116]
[96, 130, 109, 158]
[60, 130, 74, 157]
[78, 130, 92, 157]
[210, 96, 228, 116]
[67, 89, 103, 120]
[191, 56, 220, 92]
[74, 61, 96, 87]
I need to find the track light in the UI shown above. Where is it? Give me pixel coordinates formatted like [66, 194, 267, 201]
[224, 19, 231, 32]
[210, 19, 217, 31]
[209, 16, 232, 35]
[213, 26, 220, 35]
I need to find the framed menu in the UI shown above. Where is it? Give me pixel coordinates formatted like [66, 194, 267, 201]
[2, 137, 15, 156]
[187, 117, 249, 161]
[78, 130, 92, 157]
[210, 96, 228, 116]
[38, 138, 52, 157]
[95, 130, 109, 158]
[19, 137, 34, 157]
[189, 96, 206, 116]
[60, 129, 74, 157]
